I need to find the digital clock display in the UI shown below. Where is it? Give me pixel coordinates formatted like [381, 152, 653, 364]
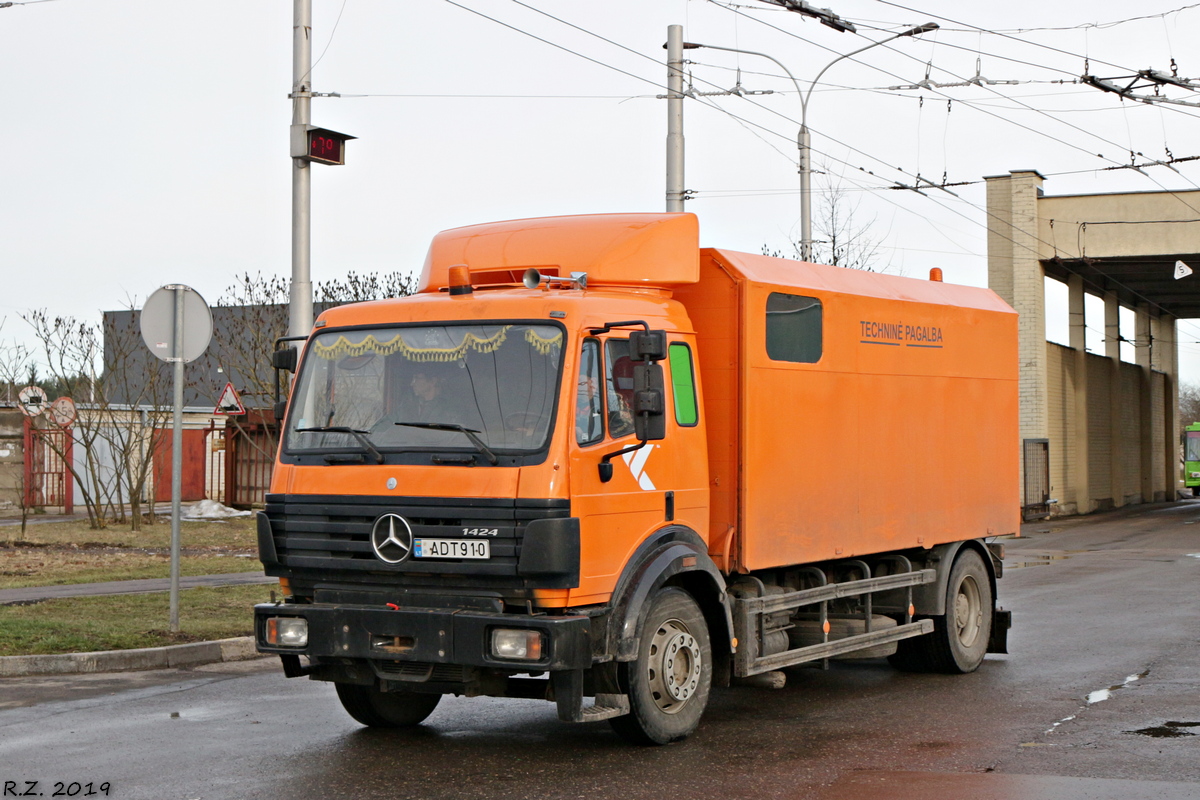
[308, 132, 345, 165]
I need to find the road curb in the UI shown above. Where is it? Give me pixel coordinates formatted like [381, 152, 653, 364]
[0, 636, 262, 677]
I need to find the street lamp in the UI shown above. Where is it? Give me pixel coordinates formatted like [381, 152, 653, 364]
[688, 22, 938, 262]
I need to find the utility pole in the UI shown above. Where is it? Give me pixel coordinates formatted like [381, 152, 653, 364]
[290, 0, 313, 338]
[665, 25, 686, 213]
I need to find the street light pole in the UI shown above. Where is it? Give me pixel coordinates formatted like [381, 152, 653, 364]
[689, 23, 937, 262]
[290, 0, 313, 338]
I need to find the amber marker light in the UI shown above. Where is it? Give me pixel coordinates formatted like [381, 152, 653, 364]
[448, 265, 474, 295]
[929, 267, 943, 282]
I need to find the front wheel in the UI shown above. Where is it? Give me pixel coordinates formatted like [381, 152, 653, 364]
[335, 682, 441, 727]
[609, 587, 712, 746]
[889, 548, 993, 674]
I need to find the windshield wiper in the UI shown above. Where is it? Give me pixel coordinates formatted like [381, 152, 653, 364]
[295, 426, 385, 464]
[393, 422, 499, 466]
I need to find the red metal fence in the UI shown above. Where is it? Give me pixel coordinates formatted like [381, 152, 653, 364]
[23, 417, 73, 513]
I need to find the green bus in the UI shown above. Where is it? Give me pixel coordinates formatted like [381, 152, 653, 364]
[1186, 422, 1200, 495]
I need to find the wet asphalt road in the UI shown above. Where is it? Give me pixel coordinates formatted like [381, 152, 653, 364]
[3, 502, 1200, 800]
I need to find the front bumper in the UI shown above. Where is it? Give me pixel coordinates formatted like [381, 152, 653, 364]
[255, 602, 591, 672]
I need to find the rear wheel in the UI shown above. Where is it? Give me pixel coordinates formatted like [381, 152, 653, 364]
[609, 588, 712, 746]
[334, 682, 441, 727]
[889, 548, 993, 674]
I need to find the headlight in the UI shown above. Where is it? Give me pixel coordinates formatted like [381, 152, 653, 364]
[490, 629, 544, 661]
[265, 617, 308, 647]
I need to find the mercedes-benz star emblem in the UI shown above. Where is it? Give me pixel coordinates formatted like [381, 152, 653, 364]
[371, 514, 414, 564]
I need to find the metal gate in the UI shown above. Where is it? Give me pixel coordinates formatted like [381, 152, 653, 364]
[225, 413, 278, 509]
[23, 417, 74, 513]
[1023, 438, 1051, 521]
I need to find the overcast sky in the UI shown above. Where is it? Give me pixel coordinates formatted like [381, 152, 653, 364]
[5, 0, 1200, 381]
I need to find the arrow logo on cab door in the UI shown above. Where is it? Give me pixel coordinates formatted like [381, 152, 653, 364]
[621, 445, 657, 491]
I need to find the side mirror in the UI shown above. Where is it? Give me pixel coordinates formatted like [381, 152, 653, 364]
[272, 346, 299, 372]
[628, 330, 667, 363]
[273, 400, 288, 423]
[632, 363, 666, 441]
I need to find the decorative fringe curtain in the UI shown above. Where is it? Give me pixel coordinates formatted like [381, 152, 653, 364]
[312, 326, 562, 362]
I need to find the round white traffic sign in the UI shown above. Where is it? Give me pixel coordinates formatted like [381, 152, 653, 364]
[17, 385, 49, 417]
[48, 396, 77, 427]
[140, 285, 213, 363]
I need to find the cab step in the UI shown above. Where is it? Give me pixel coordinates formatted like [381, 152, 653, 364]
[580, 693, 629, 721]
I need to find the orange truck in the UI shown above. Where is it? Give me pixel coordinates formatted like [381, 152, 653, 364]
[255, 212, 1018, 745]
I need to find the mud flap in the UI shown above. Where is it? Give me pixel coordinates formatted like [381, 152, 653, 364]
[551, 670, 584, 721]
[987, 608, 1011, 654]
[280, 654, 314, 678]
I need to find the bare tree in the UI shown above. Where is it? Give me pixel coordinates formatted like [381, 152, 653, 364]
[0, 320, 34, 405]
[23, 309, 174, 530]
[214, 270, 418, 466]
[1180, 383, 1200, 431]
[317, 270, 418, 305]
[23, 312, 110, 528]
[98, 310, 175, 529]
[0, 328, 36, 537]
[765, 180, 896, 273]
[810, 182, 892, 273]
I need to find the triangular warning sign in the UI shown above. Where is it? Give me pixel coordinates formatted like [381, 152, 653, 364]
[1176, 260, 1193, 280]
[214, 382, 246, 415]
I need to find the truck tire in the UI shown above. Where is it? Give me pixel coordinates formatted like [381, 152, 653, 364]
[610, 587, 712, 746]
[334, 682, 441, 727]
[889, 548, 993, 674]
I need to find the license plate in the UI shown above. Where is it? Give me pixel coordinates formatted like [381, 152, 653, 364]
[414, 538, 491, 559]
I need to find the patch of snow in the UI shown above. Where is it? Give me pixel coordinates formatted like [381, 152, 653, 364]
[183, 499, 252, 520]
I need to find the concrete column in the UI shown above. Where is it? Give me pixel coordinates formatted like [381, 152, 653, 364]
[1136, 303, 1154, 503]
[1161, 313, 1179, 500]
[986, 170, 1047, 512]
[1067, 273, 1091, 512]
[1104, 291, 1123, 507]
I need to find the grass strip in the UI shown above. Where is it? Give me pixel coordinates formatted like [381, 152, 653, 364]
[0, 549, 261, 589]
[1, 516, 258, 550]
[0, 584, 273, 657]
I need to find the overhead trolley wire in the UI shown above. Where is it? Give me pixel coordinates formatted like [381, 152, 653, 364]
[496, 0, 963, 193]
[444, 0, 1200, 322]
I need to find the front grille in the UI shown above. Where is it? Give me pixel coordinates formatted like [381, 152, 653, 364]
[265, 494, 568, 584]
[376, 661, 469, 682]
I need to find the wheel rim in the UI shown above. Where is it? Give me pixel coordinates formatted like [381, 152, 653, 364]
[646, 617, 703, 714]
[953, 574, 983, 648]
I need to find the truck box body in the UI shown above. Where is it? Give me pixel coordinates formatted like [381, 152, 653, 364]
[675, 249, 1020, 572]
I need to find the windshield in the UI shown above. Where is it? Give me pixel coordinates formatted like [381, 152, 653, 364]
[1188, 431, 1200, 462]
[285, 323, 564, 457]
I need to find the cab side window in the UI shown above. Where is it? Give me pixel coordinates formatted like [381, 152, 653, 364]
[576, 339, 604, 446]
[604, 339, 636, 439]
[668, 342, 698, 426]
